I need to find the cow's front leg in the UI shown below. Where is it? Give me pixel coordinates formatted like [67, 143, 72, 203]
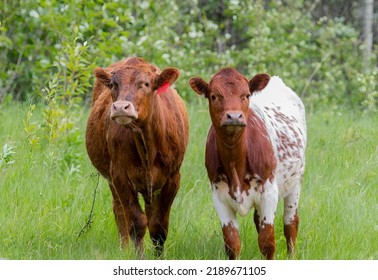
[212, 183, 240, 260]
[222, 220, 240, 260]
[145, 173, 180, 257]
[108, 182, 129, 247]
[257, 181, 278, 260]
[127, 193, 148, 255]
[111, 170, 147, 256]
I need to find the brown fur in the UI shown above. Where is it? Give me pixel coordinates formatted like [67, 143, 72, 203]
[222, 223, 241, 260]
[284, 211, 299, 256]
[258, 224, 276, 260]
[86, 57, 189, 257]
[205, 111, 276, 193]
[249, 73, 270, 93]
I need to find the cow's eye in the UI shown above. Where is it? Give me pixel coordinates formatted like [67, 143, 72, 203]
[109, 82, 115, 89]
[210, 95, 216, 101]
[138, 82, 150, 89]
[241, 94, 251, 101]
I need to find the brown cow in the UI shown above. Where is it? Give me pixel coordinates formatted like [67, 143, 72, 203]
[189, 68, 306, 259]
[86, 57, 189, 256]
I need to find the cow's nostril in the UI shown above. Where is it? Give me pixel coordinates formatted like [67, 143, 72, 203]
[124, 104, 130, 110]
[227, 113, 243, 120]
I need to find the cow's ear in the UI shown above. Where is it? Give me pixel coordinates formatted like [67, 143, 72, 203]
[94, 67, 112, 88]
[249, 73, 270, 93]
[155, 68, 180, 94]
[189, 77, 209, 98]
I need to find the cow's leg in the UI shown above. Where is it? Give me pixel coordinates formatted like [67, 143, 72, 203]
[108, 182, 128, 247]
[111, 174, 147, 256]
[283, 184, 300, 257]
[257, 181, 278, 260]
[212, 183, 240, 260]
[127, 193, 148, 256]
[145, 173, 180, 257]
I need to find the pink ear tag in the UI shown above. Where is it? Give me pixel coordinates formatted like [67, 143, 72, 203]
[156, 82, 170, 95]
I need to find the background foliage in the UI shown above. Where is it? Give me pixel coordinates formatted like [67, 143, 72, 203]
[1, 0, 377, 109]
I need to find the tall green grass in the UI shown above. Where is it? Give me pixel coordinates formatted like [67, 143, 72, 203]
[0, 102, 377, 260]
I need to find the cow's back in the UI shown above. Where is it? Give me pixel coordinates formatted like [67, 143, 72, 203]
[250, 77, 306, 197]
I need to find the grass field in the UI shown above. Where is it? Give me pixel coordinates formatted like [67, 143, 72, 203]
[0, 102, 377, 260]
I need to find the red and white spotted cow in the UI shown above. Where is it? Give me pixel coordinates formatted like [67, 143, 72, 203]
[189, 68, 306, 259]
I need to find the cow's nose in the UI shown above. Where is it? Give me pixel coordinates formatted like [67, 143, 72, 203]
[113, 102, 130, 111]
[110, 100, 138, 124]
[227, 112, 243, 120]
[221, 111, 246, 127]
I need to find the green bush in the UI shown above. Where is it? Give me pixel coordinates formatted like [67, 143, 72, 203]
[0, 0, 376, 109]
[357, 67, 378, 113]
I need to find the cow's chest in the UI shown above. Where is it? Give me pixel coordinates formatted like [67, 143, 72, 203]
[212, 173, 262, 217]
[109, 131, 168, 190]
[122, 160, 167, 190]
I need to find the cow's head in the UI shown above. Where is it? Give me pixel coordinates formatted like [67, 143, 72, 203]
[95, 58, 179, 126]
[189, 68, 270, 136]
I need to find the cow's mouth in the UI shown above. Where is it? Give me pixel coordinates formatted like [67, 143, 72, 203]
[222, 125, 246, 135]
[221, 118, 246, 132]
[220, 111, 246, 129]
[112, 115, 136, 126]
[221, 120, 247, 127]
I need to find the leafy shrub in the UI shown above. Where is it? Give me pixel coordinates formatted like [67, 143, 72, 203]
[1, 0, 376, 108]
[22, 30, 90, 178]
[356, 67, 378, 113]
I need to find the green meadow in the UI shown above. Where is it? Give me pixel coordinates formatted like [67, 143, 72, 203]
[0, 102, 377, 260]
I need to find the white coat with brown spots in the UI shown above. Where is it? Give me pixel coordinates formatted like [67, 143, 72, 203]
[189, 69, 306, 260]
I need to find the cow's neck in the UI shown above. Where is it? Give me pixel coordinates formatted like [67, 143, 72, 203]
[128, 97, 162, 170]
[129, 124, 154, 170]
[216, 129, 247, 198]
[128, 121, 158, 205]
